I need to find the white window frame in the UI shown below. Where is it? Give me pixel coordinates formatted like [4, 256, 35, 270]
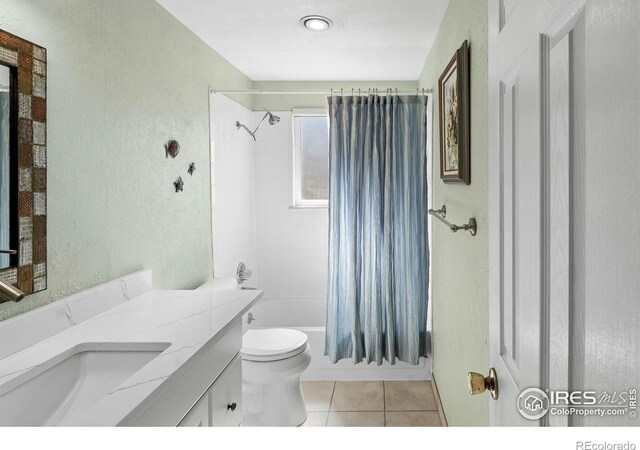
[292, 109, 329, 208]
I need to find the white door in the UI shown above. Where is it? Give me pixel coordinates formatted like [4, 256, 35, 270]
[488, 0, 639, 426]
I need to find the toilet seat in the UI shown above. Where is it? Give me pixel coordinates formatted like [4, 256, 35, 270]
[242, 329, 308, 362]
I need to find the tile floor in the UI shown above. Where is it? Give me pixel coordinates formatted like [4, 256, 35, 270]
[301, 381, 444, 427]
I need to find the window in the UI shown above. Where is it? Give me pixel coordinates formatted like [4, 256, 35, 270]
[293, 110, 329, 207]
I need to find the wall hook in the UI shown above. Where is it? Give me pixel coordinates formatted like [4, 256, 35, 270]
[166, 140, 180, 159]
[174, 176, 184, 193]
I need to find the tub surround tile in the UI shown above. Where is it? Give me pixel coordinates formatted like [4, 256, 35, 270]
[253, 110, 328, 306]
[301, 381, 335, 411]
[385, 411, 442, 427]
[210, 94, 258, 287]
[327, 412, 385, 427]
[330, 381, 384, 412]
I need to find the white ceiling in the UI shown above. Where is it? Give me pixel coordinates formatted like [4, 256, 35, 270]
[155, 0, 449, 81]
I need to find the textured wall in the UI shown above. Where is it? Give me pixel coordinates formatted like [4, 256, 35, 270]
[418, 0, 489, 426]
[0, 0, 253, 321]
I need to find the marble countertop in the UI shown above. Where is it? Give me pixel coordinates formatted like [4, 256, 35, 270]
[0, 288, 262, 426]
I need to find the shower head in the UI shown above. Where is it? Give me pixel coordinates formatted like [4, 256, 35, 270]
[236, 108, 280, 140]
[267, 110, 280, 125]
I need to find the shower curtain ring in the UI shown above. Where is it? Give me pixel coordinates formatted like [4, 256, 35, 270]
[340, 88, 343, 97]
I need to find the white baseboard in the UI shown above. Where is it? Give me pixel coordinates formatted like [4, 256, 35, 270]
[431, 373, 448, 426]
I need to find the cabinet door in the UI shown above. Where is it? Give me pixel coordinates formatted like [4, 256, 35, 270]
[178, 393, 210, 427]
[210, 355, 242, 427]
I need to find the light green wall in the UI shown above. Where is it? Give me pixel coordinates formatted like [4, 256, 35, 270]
[0, 4, 491, 428]
[419, 0, 489, 426]
[0, 0, 253, 321]
[252, 80, 418, 111]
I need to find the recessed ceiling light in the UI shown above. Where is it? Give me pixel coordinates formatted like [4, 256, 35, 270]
[301, 15, 332, 32]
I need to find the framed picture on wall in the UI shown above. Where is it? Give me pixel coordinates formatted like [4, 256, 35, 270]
[438, 40, 470, 184]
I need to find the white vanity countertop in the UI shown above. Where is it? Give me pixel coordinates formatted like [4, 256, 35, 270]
[0, 288, 262, 426]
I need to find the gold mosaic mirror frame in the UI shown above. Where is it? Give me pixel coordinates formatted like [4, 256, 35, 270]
[0, 29, 47, 295]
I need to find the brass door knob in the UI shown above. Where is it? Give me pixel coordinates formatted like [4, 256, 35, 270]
[468, 367, 499, 400]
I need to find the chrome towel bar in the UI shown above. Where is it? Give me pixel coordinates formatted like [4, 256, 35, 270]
[428, 205, 477, 236]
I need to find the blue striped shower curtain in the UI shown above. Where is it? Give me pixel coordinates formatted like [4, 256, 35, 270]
[324, 94, 429, 365]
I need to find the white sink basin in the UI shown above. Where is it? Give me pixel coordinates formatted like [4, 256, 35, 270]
[0, 342, 170, 426]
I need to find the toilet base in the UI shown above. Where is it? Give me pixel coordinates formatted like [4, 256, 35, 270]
[241, 346, 311, 427]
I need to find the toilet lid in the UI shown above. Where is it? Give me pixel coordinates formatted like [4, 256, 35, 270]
[242, 329, 308, 362]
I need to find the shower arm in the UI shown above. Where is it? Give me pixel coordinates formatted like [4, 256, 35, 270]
[236, 110, 271, 141]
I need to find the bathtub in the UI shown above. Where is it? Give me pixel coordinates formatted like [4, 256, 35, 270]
[244, 296, 431, 381]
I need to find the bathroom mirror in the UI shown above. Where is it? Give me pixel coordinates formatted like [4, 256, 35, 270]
[0, 63, 13, 270]
[0, 29, 48, 295]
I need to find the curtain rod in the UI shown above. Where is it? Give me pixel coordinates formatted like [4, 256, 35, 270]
[210, 88, 432, 95]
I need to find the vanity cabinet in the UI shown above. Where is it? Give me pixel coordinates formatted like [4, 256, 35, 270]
[178, 355, 242, 427]
[178, 391, 209, 427]
[128, 319, 244, 427]
[0, 271, 262, 427]
[209, 356, 242, 426]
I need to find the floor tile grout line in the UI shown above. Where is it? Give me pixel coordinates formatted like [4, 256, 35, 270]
[325, 381, 336, 426]
[382, 381, 386, 426]
[383, 409, 438, 413]
[322, 409, 436, 413]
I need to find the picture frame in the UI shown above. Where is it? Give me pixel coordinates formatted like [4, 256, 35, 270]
[438, 40, 470, 184]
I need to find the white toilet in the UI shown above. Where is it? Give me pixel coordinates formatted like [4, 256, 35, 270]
[196, 276, 311, 427]
[241, 328, 311, 427]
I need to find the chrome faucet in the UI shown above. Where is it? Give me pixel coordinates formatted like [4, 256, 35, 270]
[0, 280, 25, 304]
[236, 262, 253, 285]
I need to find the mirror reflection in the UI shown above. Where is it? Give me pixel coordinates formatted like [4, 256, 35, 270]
[0, 64, 11, 269]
